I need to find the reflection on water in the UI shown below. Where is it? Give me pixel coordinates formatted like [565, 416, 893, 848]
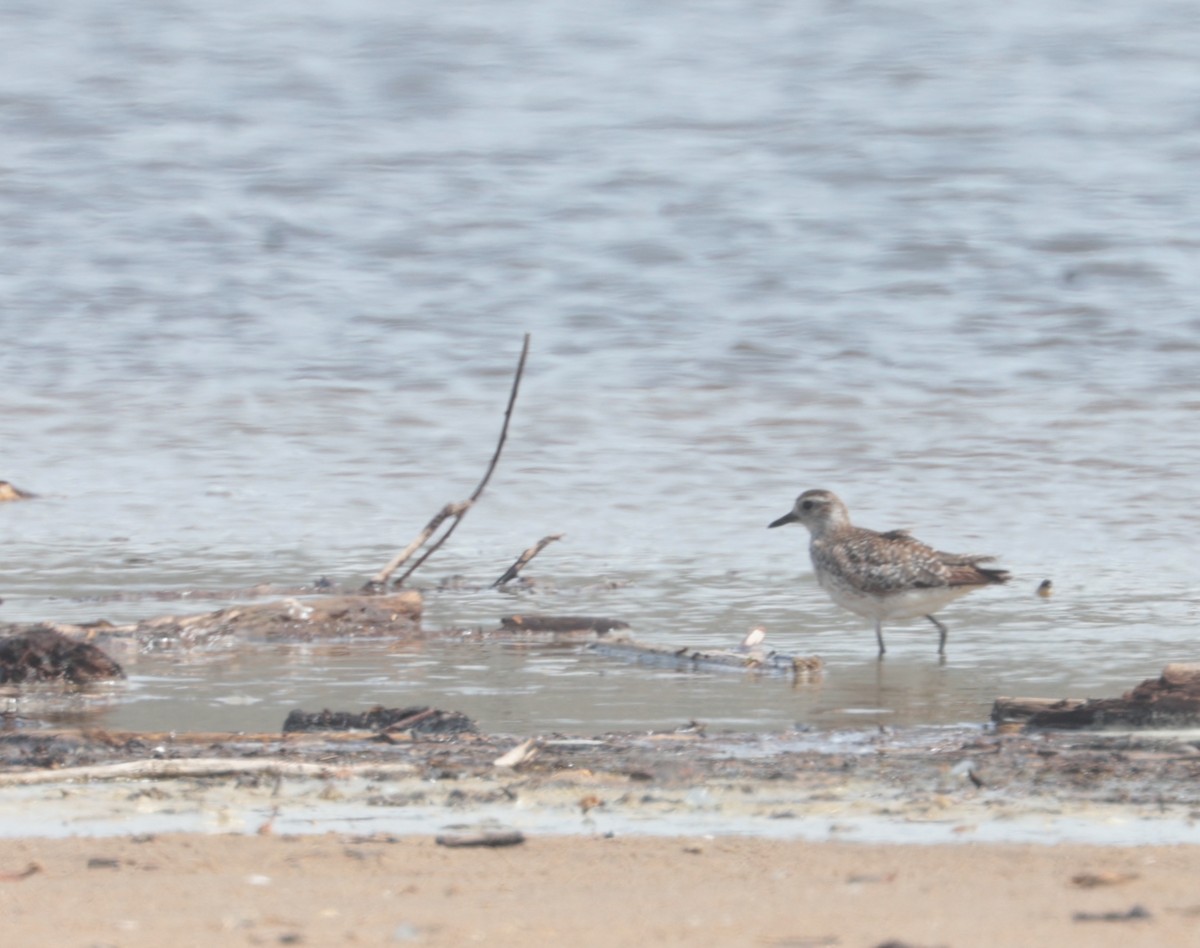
[3, 0, 1200, 735]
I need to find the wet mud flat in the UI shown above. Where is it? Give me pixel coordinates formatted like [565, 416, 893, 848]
[2, 720, 1199, 843]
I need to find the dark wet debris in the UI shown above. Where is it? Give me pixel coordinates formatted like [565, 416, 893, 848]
[0, 626, 124, 684]
[282, 706, 477, 736]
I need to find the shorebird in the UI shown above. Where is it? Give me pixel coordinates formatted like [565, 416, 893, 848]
[768, 489, 1009, 657]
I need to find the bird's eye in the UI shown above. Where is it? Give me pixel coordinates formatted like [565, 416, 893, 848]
[801, 500, 814, 511]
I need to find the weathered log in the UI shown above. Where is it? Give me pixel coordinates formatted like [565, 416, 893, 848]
[992, 663, 1200, 729]
[0, 626, 123, 684]
[587, 637, 822, 679]
[282, 705, 476, 736]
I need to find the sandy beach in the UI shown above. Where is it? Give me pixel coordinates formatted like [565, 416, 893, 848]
[0, 832, 1193, 947]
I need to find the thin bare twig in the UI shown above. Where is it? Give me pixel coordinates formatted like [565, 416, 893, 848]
[367, 334, 531, 590]
[491, 533, 563, 588]
[366, 503, 466, 589]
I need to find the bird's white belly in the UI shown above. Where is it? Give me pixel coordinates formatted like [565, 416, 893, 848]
[819, 579, 976, 622]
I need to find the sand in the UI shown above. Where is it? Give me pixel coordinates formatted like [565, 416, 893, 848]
[0, 832, 1191, 947]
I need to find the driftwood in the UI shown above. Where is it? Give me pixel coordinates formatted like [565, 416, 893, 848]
[282, 706, 476, 736]
[492, 534, 563, 588]
[0, 627, 123, 683]
[587, 636, 822, 679]
[368, 334, 531, 590]
[992, 663, 1200, 729]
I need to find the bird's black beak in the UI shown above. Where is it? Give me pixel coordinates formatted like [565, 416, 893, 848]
[768, 511, 798, 529]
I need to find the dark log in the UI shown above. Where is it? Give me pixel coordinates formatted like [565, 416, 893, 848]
[992, 663, 1200, 729]
[990, 697, 1089, 725]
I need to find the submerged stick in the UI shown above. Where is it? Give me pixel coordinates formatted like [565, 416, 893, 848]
[491, 533, 563, 588]
[367, 334, 531, 590]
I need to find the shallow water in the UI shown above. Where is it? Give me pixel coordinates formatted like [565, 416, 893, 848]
[3, 0, 1200, 736]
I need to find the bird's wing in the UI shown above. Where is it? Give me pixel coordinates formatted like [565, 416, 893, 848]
[815, 528, 954, 594]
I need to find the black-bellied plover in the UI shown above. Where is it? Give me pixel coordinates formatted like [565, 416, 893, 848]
[768, 489, 1009, 657]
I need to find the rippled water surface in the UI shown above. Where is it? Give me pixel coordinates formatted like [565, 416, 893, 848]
[3, 0, 1200, 735]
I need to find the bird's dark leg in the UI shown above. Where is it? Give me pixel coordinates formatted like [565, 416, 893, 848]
[926, 615, 948, 655]
[874, 620, 886, 658]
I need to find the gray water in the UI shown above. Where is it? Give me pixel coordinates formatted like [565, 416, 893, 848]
[3, 0, 1200, 736]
